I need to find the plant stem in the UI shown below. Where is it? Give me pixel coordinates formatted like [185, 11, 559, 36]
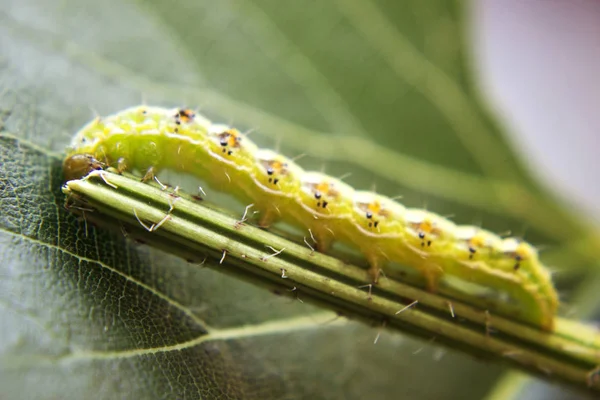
[62, 170, 600, 395]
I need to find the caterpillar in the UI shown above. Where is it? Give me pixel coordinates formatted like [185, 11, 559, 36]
[63, 106, 559, 331]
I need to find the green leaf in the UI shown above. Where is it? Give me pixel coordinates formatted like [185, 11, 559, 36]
[1, 0, 599, 399]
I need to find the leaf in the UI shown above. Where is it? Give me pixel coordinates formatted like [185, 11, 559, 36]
[0, 0, 598, 399]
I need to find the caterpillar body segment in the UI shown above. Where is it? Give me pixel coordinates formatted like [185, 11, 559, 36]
[285, 173, 355, 252]
[251, 149, 306, 227]
[493, 239, 559, 312]
[63, 105, 559, 330]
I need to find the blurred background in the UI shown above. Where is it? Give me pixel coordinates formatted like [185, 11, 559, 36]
[476, 0, 600, 225]
[0, 0, 599, 399]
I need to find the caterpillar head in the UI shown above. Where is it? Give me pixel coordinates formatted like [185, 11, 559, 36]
[298, 172, 354, 217]
[253, 149, 302, 195]
[404, 209, 456, 250]
[63, 154, 105, 181]
[352, 192, 406, 234]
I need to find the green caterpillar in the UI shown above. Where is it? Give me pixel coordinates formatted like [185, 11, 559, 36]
[63, 106, 559, 330]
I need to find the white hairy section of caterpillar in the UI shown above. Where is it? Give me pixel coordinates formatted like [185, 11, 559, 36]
[63, 105, 559, 330]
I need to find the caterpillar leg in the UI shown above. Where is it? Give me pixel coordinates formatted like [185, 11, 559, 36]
[366, 254, 383, 284]
[315, 235, 334, 252]
[309, 226, 334, 253]
[258, 208, 277, 228]
[117, 157, 129, 174]
[141, 166, 156, 182]
[421, 261, 444, 292]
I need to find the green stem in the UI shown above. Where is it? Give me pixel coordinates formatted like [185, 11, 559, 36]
[62, 170, 600, 395]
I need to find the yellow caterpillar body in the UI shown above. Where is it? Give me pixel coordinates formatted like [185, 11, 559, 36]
[63, 106, 559, 330]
